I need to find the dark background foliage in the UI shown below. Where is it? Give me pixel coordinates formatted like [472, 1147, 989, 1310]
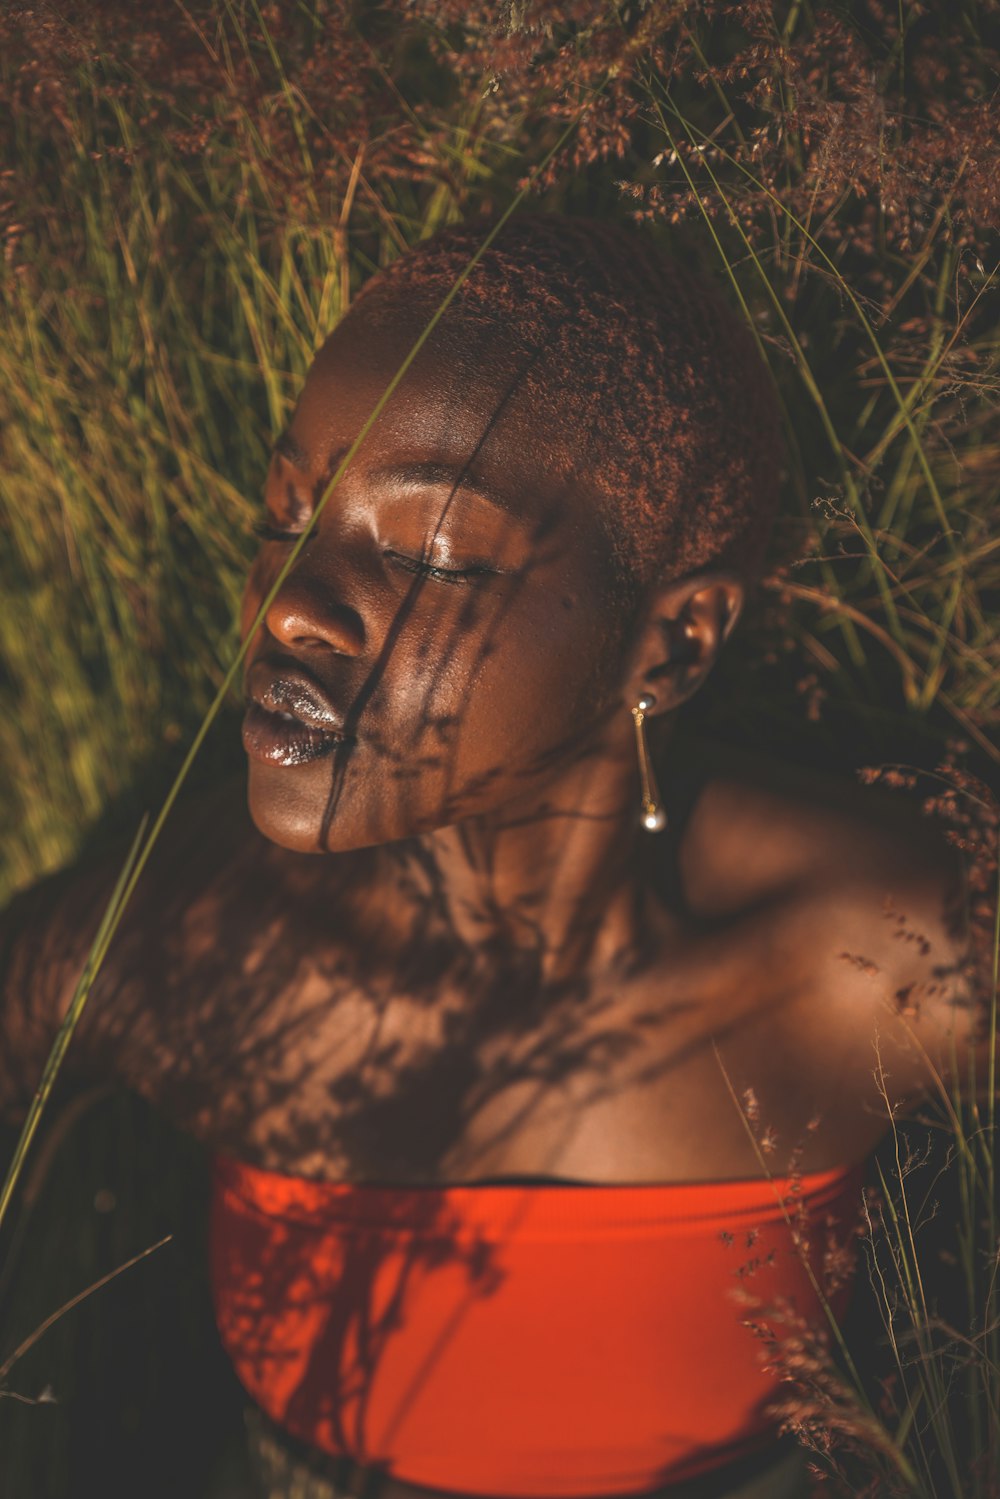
[0, 2, 997, 1494]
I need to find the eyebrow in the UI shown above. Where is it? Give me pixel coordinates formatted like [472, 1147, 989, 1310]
[267, 440, 525, 521]
[368, 460, 522, 519]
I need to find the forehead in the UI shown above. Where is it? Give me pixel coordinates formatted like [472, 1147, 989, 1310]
[283, 307, 590, 527]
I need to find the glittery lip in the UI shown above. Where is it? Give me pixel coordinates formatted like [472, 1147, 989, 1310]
[247, 667, 343, 732]
[242, 663, 349, 766]
[241, 701, 345, 766]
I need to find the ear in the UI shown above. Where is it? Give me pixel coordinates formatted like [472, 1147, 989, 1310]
[621, 572, 744, 716]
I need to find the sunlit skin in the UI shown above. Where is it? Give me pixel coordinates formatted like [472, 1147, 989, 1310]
[0, 291, 986, 1499]
[240, 307, 743, 978]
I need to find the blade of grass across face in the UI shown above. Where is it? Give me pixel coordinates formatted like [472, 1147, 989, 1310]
[0, 73, 604, 1242]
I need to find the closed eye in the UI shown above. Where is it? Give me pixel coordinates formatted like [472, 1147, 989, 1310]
[385, 551, 499, 585]
[252, 522, 497, 584]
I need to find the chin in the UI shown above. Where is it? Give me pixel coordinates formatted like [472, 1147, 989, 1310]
[245, 761, 341, 854]
[245, 758, 416, 855]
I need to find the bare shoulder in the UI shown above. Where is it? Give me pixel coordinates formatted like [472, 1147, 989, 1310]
[676, 740, 956, 917]
[678, 741, 979, 1103]
[0, 770, 372, 1126]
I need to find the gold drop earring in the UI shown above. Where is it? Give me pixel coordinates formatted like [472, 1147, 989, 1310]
[631, 694, 667, 833]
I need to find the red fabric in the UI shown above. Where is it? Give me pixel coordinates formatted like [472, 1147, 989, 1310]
[209, 1158, 864, 1497]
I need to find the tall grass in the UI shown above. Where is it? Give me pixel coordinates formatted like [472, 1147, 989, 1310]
[0, 1, 997, 1493]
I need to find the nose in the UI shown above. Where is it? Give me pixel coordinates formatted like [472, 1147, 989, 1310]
[265, 571, 366, 656]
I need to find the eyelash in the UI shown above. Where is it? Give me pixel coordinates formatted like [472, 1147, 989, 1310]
[251, 522, 493, 585]
[385, 551, 494, 586]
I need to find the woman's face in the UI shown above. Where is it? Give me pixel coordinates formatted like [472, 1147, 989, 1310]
[240, 307, 626, 854]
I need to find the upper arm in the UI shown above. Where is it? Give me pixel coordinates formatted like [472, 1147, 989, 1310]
[686, 753, 991, 1108]
[806, 814, 989, 1110]
[0, 772, 255, 1124]
[861, 836, 990, 1105]
[0, 851, 125, 1119]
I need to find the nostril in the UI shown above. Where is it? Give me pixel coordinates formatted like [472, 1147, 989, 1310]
[265, 592, 365, 656]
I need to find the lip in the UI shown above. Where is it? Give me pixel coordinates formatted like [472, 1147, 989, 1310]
[242, 661, 349, 767]
[242, 702, 345, 766]
[245, 661, 344, 731]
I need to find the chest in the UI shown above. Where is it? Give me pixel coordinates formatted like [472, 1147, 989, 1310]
[161, 881, 865, 1183]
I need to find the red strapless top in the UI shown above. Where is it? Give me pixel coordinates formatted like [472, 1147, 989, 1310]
[209, 1157, 864, 1497]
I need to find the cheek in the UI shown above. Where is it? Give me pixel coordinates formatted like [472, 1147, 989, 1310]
[396, 586, 612, 759]
[513, 612, 613, 744]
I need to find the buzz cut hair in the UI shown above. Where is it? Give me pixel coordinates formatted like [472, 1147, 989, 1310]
[349, 212, 783, 611]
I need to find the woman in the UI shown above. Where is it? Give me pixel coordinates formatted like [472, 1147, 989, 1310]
[0, 215, 980, 1499]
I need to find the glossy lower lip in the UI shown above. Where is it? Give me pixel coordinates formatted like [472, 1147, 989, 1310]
[242, 702, 345, 767]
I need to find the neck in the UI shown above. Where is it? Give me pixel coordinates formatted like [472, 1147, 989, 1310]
[413, 718, 678, 984]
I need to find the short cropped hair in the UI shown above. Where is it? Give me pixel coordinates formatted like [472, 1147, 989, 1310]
[349, 213, 783, 608]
